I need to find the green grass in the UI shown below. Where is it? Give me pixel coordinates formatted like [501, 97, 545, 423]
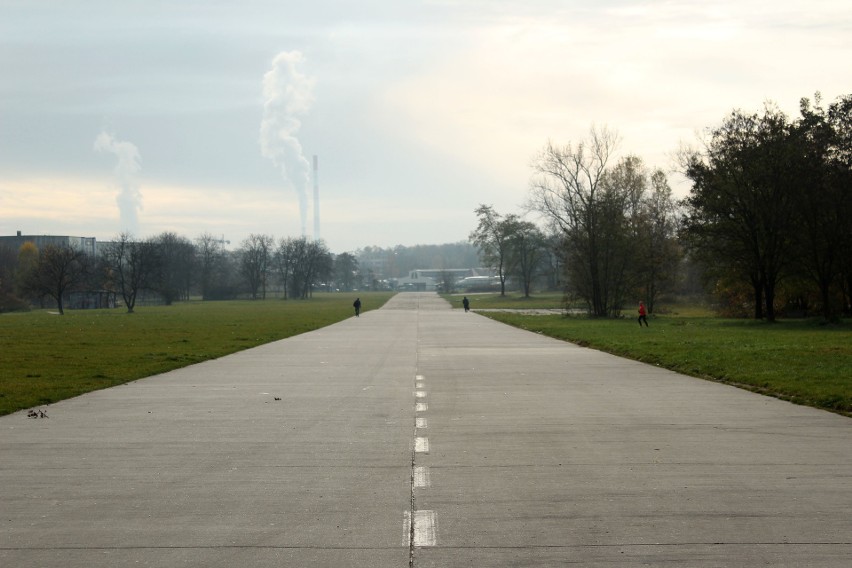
[0, 292, 394, 416]
[482, 311, 852, 416]
[444, 292, 565, 309]
[444, 292, 719, 316]
[5, 292, 851, 418]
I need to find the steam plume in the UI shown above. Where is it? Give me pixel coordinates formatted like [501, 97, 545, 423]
[94, 131, 142, 234]
[260, 51, 315, 237]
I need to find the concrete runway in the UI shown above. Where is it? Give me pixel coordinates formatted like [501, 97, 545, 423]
[2, 292, 851, 567]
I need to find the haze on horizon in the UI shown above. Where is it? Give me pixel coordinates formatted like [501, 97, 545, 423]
[1, 0, 849, 253]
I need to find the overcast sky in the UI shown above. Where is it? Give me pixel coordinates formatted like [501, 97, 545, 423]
[1, 0, 849, 253]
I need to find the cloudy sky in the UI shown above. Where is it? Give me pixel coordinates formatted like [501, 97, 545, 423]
[1, 0, 849, 253]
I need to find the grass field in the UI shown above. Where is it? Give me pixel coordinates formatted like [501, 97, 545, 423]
[473, 307, 852, 416]
[445, 291, 566, 310]
[4, 291, 851, 418]
[0, 292, 394, 416]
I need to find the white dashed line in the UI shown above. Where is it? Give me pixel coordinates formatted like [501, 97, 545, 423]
[414, 466, 431, 488]
[408, 376, 437, 549]
[403, 509, 438, 547]
[413, 510, 437, 547]
[415, 437, 429, 453]
[403, 511, 412, 545]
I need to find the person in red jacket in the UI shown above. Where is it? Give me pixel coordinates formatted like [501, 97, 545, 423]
[638, 301, 649, 327]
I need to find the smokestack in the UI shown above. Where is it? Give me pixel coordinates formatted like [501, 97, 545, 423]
[313, 155, 320, 241]
[259, 51, 315, 239]
[94, 131, 142, 235]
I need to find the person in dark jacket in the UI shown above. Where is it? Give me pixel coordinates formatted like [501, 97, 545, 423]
[353, 297, 361, 317]
[462, 296, 470, 312]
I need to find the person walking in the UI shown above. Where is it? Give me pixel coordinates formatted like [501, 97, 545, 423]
[638, 301, 649, 327]
[462, 296, 470, 312]
[353, 297, 361, 317]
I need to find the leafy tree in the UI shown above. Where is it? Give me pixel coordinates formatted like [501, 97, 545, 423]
[794, 93, 852, 319]
[334, 252, 358, 291]
[594, 154, 648, 314]
[637, 170, 682, 312]
[682, 105, 800, 321]
[508, 220, 547, 298]
[469, 205, 520, 296]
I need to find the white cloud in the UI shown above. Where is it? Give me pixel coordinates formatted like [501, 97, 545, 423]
[377, 2, 851, 200]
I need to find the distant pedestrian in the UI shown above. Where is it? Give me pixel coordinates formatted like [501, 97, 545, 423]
[353, 297, 361, 317]
[638, 301, 649, 327]
[462, 296, 470, 312]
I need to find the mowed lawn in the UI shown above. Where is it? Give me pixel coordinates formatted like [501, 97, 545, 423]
[4, 291, 851, 418]
[0, 292, 394, 416]
[476, 307, 852, 416]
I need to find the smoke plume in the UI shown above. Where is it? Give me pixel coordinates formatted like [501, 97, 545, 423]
[260, 51, 315, 237]
[94, 131, 142, 234]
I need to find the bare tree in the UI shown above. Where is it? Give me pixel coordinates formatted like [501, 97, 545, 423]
[152, 232, 196, 304]
[529, 126, 620, 315]
[272, 237, 333, 299]
[239, 234, 274, 300]
[102, 233, 160, 313]
[0, 244, 30, 312]
[195, 233, 224, 300]
[438, 270, 457, 294]
[20, 244, 90, 315]
[308, 241, 334, 296]
[273, 237, 297, 299]
[15, 241, 39, 304]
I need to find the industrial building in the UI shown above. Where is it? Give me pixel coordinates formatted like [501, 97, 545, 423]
[0, 231, 100, 257]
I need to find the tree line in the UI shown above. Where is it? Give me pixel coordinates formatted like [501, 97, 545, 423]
[469, 93, 852, 321]
[0, 232, 488, 314]
[3, 94, 848, 320]
[0, 233, 360, 314]
[472, 127, 681, 316]
[681, 94, 852, 322]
